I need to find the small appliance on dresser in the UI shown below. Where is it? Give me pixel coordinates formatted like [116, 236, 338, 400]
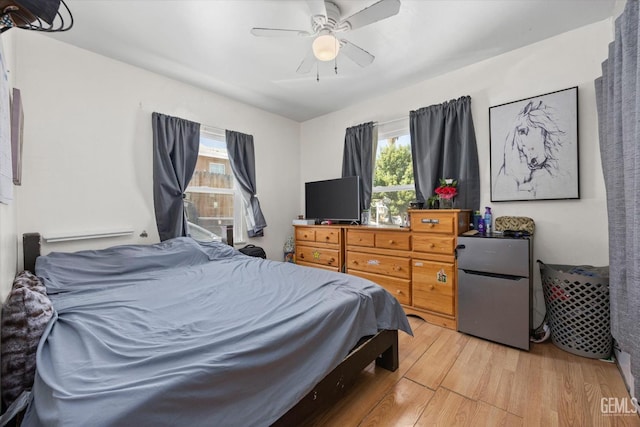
[456, 233, 533, 350]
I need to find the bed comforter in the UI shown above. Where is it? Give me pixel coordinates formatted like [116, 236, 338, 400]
[22, 237, 411, 426]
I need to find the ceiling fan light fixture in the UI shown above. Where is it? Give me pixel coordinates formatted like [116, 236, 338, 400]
[312, 34, 340, 61]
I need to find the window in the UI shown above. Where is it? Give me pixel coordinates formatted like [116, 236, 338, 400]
[185, 130, 244, 243]
[370, 123, 415, 226]
[208, 162, 225, 175]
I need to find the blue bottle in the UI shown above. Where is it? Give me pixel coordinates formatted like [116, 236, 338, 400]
[484, 207, 492, 234]
[472, 210, 481, 230]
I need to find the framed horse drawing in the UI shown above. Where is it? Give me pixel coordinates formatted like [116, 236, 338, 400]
[489, 87, 579, 202]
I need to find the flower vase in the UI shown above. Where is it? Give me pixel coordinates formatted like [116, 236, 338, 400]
[439, 197, 454, 209]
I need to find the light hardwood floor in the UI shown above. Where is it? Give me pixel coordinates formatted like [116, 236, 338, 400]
[305, 316, 640, 427]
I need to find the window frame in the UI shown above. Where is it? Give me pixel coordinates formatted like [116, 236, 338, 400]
[208, 162, 226, 175]
[370, 119, 414, 225]
[185, 129, 245, 244]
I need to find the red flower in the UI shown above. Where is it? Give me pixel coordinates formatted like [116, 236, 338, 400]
[434, 178, 458, 200]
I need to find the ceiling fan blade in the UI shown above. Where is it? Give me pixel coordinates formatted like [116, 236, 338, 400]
[340, 0, 401, 31]
[251, 27, 312, 37]
[296, 50, 316, 74]
[340, 40, 375, 67]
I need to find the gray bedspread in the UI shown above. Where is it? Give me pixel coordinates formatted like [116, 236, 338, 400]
[23, 237, 411, 426]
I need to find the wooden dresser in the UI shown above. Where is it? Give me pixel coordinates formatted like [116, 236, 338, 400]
[345, 227, 412, 305]
[408, 209, 470, 329]
[293, 209, 470, 329]
[294, 226, 344, 272]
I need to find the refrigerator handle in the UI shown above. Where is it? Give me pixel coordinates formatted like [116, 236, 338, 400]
[460, 269, 526, 281]
[455, 244, 465, 259]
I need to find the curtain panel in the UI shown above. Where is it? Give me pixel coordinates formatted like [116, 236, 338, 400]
[225, 130, 267, 238]
[152, 112, 200, 242]
[595, 0, 640, 400]
[409, 96, 480, 211]
[342, 122, 377, 212]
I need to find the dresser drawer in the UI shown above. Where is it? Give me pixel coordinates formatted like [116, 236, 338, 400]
[347, 230, 375, 247]
[349, 270, 411, 305]
[347, 252, 411, 279]
[297, 261, 339, 272]
[375, 232, 411, 251]
[412, 235, 455, 255]
[411, 212, 455, 234]
[296, 246, 340, 268]
[316, 228, 340, 244]
[412, 259, 455, 315]
[295, 228, 316, 242]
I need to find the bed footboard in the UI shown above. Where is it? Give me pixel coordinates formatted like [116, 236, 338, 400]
[272, 329, 398, 426]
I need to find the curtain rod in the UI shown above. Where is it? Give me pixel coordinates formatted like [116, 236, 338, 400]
[144, 106, 230, 136]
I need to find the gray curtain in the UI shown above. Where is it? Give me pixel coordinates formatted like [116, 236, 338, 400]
[410, 96, 480, 211]
[595, 0, 640, 400]
[342, 122, 377, 211]
[225, 130, 267, 237]
[152, 112, 200, 241]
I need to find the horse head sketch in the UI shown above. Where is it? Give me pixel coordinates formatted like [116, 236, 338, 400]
[496, 100, 565, 195]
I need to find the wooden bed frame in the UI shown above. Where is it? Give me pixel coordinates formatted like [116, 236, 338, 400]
[21, 233, 400, 425]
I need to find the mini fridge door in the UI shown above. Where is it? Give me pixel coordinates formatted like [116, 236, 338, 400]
[458, 270, 531, 350]
[457, 236, 529, 277]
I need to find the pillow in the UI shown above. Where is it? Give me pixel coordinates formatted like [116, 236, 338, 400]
[197, 239, 243, 261]
[1, 271, 53, 408]
[37, 237, 214, 292]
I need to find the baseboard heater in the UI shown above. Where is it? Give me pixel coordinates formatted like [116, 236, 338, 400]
[42, 229, 134, 243]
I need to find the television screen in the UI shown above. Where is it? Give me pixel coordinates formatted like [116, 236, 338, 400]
[305, 176, 361, 222]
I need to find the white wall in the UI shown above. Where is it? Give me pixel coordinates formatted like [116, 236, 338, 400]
[0, 31, 18, 301]
[3, 18, 616, 322]
[300, 20, 613, 324]
[13, 31, 301, 262]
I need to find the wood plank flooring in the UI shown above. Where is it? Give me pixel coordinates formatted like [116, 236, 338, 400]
[304, 316, 640, 427]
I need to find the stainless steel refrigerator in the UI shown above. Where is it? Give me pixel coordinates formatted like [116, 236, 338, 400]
[456, 234, 532, 350]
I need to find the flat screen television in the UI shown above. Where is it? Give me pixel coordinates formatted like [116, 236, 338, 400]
[305, 176, 361, 223]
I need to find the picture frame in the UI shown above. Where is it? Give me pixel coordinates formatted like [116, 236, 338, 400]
[11, 87, 24, 186]
[489, 86, 579, 202]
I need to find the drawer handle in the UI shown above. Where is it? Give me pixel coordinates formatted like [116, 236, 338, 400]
[388, 239, 395, 244]
[396, 290, 403, 295]
[351, 260, 359, 265]
[430, 285, 435, 290]
[325, 236, 330, 240]
[299, 253, 305, 259]
[328, 257, 335, 264]
[393, 266, 402, 271]
[421, 218, 440, 224]
[429, 243, 435, 248]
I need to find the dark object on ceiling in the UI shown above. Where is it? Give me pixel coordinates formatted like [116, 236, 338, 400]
[0, 0, 73, 33]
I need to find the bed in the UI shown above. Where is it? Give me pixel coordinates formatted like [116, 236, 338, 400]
[12, 235, 411, 426]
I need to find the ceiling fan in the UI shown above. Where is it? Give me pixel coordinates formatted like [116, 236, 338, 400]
[251, 0, 401, 75]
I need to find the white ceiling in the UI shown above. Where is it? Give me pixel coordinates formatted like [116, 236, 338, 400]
[47, 0, 616, 122]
